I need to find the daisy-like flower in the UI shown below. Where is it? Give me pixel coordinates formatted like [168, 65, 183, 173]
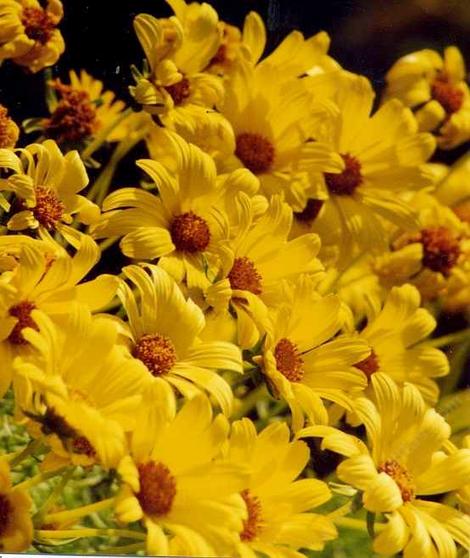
[0, 139, 99, 236]
[115, 264, 242, 415]
[299, 373, 470, 558]
[385, 46, 470, 149]
[0, 104, 19, 149]
[354, 284, 449, 405]
[255, 275, 370, 430]
[116, 393, 249, 556]
[0, 0, 64, 73]
[92, 131, 257, 289]
[0, 459, 32, 552]
[225, 418, 337, 558]
[14, 307, 149, 470]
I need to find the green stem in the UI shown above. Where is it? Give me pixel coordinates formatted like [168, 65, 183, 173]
[92, 543, 145, 555]
[35, 528, 147, 541]
[98, 236, 119, 252]
[334, 516, 384, 533]
[233, 384, 268, 419]
[34, 467, 75, 526]
[15, 467, 70, 491]
[43, 497, 115, 524]
[81, 107, 133, 161]
[426, 329, 470, 348]
[9, 438, 44, 467]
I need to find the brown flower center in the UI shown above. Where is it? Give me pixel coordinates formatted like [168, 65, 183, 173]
[21, 6, 57, 44]
[133, 334, 177, 377]
[0, 494, 12, 537]
[354, 349, 380, 378]
[137, 461, 177, 517]
[210, 44, 228, 66]
[325, 153, 362, 195]
[295, 199, 324, 224]
[8, 300, 38, 345]
[420, 226, 460, 276]
[33, 186, 65, 231]
[431, 74, 464, 116]
[165, 78, 191, 106]
[379, 460, 415, 502]
[228, 257, 263, 295]
[274, 338, 304, 382]
[0, 105, 19, 149]
[170, 211, 211, 253]
[240, 489, 264, 541]
[235, 133, 275, 175]
[72, 436, 97, 458]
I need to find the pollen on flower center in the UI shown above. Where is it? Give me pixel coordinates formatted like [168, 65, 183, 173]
[228, 257, 263, 295]
[274, 338, 304, 382]
[33, 186, 65, 231]
[137, 461, 177, 517]
[354, 349, 380, 378]
[21, 6, 56, 44]
[379, 459, 415, 502]
[240, 489, 264, 541]
[431, 74, 464, 115]
[0, 105, 19, 149]
[170, 211, 211, 253]
[325, 153, 363, 195]
[235, 133, 275, 175]
[0, 494, 12, 537]
[133, 334, 177, 377]
[72, 436, 97, 458]
[165, 78, 191, 106]
[420, 226, 461, 276]
[295, 199, 325, 224]
[8, 301, 39, 345]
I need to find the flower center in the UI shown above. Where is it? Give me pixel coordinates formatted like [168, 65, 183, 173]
[274, 338, 304, 382]
[165, 78, 191, 106]
[228, 257, 263, 295]
[8, 300, 38, 345]
[0, 105, 19, 149]
[45, 81, 98, 143]
[0, 494, 12, 537]
[379, 460, 415, 502]
[453, 200, 470, 224]
[170, 211, 211, 253]
[240, 489, 264, 541]
[137, 461, 177, 517]
[21, 6, 57, 44]
[431, 74, 464, 115]
[295, 199, 324, 224]
[354, 349, 380, 378]
[210, 44, 228, 66]
[235, 133, 275, 175]
[420, 226, 460, 276]
[71, 436, 97, 458]
[133, 334, 177, 377]
[325, 153, 362, 195]
[33, 186, 65, 231]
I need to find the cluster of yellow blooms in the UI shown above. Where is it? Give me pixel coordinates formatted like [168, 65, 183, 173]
[0, 0, 469, 557]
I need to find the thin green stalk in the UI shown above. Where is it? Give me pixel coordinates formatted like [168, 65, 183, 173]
[426, 329, 470, 348]
[34, 467, 75, 526]
[93, 543, 145, 555]
[35, 528, 147, 541]
[9, 438, 44, 467]
[43, 497, 115, 524]
[81, 108, 133, 161]
[233, 384, 268, 419]
[15, 467, 70, 491]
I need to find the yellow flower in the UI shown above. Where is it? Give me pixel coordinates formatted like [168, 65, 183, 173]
[0, 104, 19, 149]
[115, 393, 249, 556]
[256, 275, 369, 430]
[115, 264, 242, 415]
[0, 459, 32, 552]
[0, 139, 99, 236]
[299, 373, 470, 557]
[0, 0, 64, 73]
[385, 46, 470, 149]
[225, 419, 337, 557]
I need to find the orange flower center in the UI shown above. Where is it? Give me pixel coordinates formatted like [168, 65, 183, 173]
[71, 436, 97, 458]
[274, 338, 304, 382]
[45, 82, 98, 143]
[8, 300, 38, 345]
[431, 73, 464, 115]
[133, 334, 177, 377]
[170, 211, 211, 253]
[228, 257, 263, 295]
[325, 153, 362, 195]
[33, 186, 65, 231]
[420, 226, 460, 276]
[295, 199, 324, 224]
[453, 200, 470, 224]
[21, 6, 57, 44]
[210, 44, 228, 66]
[0, 105, 19, 149]
[0, 494, 12, 537]
[137, 461, 177, 517]
[240, 489, 264, 541]
[165, 78, 191, 106]
[354, 349, 380, 378]
[235, 133, 275, 175]
[379, 459, 415, 502]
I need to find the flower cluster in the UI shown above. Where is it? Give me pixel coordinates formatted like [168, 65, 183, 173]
[0, 1, 469, 557]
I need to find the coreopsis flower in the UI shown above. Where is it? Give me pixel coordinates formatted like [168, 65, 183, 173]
[0, 139, 99, 236]
[14, 307, 149, 470]
[115, 264, 242, 415]
[255, 275, 370, 430]
[0, 0, 64, 73]
[299, 373, 470, 558]
[385, 46, 470, 149]
[0, 459, 33, 552]
[115, 393, 249, 556]
[0, 104, 20, 149]
[355, 284, 449, 405]
[225, 419, 337, 557]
